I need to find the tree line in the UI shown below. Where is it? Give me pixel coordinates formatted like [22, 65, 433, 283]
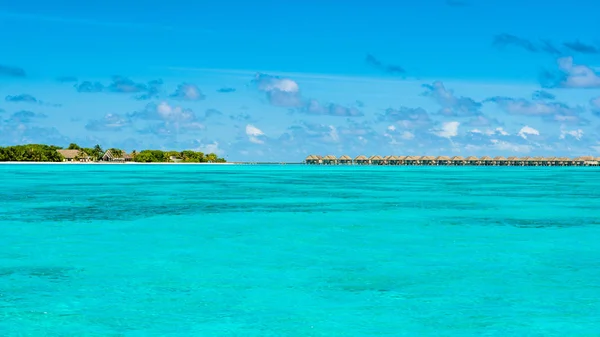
[0, 143, 226, 163]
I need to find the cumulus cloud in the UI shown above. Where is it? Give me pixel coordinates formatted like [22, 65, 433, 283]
[252, 73, 363, 116]
[5, 110, 47, 123]
[377, 107, 433, 129]
[469, 127, 509, 136]
[169, 83, 206, 101]
[365, 54, 405, 74]
[540, 56, 600, 88]
[0, 65, 26, 77]
[559, 128, 584, 140]
[485, 96, 587, 125]
[302, 100, 363, 117]
[74, 76, 163, 100]
[5, 94, 61, 107]
[492, 34, 598, 56]
[493, 34, 538, 53]
[421, 81, 481, 116]
[531, 90, 556, 101]
[125, 102, 204, 137]
[518, 126, 540, 139]
[252, 73, 303, 107]
[85, 113, 132, 132]
[245, 124, 267, 144]
[432, 121, 460, 138]
[5, 94, 38, 104]
[563, 41, 599, 54]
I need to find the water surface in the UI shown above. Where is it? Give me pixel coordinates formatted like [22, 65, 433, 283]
[1, 165, 599, 336]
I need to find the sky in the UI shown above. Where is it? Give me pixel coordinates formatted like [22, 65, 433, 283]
[2, 0, 600, 161]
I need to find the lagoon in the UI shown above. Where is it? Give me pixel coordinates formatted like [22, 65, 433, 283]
[1, 165, 599, 336]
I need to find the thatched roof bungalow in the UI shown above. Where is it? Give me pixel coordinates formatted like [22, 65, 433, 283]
[388, 155, 400, 165]
[322, 155, 338, 165]
[466, 156, 479, 165]
[102, 149, 132, 162]
[506, 156, 519, 166]
[57, 149, 91, 162]
[305, 155, 321, 164]
[421, 156, 436, 165]
[480, 156, 493, 166]
[436, 156, 451, 165]
[369, 155, 384, 165]
[338, 155, 352, 164]
[493, 156, 507, 166]
[451, 156, 465, 165]
[354, 155, 369, 165]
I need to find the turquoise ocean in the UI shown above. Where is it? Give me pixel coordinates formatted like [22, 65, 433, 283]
[1, 164, 600, 336]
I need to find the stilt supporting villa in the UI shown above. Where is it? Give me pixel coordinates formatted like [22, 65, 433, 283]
[304, 155, 600, 166]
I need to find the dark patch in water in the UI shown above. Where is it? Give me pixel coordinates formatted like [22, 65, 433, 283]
[0, 266, 79, 280]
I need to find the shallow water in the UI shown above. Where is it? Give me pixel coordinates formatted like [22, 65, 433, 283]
[1, 164, 600, 336]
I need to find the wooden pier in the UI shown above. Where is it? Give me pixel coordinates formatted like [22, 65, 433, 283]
[305, 155, 600, 166]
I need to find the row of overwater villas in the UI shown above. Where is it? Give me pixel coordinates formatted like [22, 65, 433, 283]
[305, 155, 600, 166]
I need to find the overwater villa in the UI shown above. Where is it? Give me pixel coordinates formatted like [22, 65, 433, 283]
[305, 155, 600, 166]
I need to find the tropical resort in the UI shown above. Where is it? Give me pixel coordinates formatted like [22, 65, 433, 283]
[0, 144, 226, 163]
[305, 155, 600, 166]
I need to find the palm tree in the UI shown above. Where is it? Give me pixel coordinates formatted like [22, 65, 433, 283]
[93, 144, 103, 161]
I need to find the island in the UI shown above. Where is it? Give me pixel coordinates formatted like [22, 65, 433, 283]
[0, 143, 226, 163]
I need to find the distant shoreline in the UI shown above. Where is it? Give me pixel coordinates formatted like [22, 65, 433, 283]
[0, 162, 305, 165]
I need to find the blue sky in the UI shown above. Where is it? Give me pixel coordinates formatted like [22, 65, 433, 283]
[2, 0, 600, 161]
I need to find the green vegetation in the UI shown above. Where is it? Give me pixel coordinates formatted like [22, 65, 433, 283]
[133, 150, 225, 163]
[0, 144, 64, 162]
[0, 143, 226, 163]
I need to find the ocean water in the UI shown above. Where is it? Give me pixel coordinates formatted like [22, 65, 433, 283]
[1, 164, 600, 336]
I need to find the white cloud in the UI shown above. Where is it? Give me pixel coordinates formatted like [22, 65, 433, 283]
[156, 101, 195, 122]
[432, 121, 459, 138]
[245, 124, 266, 144]
[490, 139, 532, 153]
[559, 128, 584, 140]
[195, 141, 223, 155]
[469, 127, 509, 136]
[557, 56, 600, 88]
[400, 131, 414, 140]
[387, 125, 396, 131]
[518, 126, 540, 139]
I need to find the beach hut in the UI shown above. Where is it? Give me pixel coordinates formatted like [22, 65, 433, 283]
[493, 156, 507, 166]
[382, 155, 392, 165]
[524, 157, 536, 166]
[544, 157, 555, 166]
[305, 155, 319, 164]
[354, 155, 369, 165]
[450, 156, 465, 166]
[465, 156, 479, 166]
[102, 149, 132, 162]
[403, 156, 416, 165]
[436, 156, 451, 166]
[421, 156, 436, 165]
[322, 155, 338, 165]
[517, 156, 529, 166]
[338, 155, 353, 165]
[370, 155, 384, 165]
[57, 149, 91, 162]
[572, 157, 585, 166]
[388, 155, 400, 165]
[556, 157, 570, 166]
[506, 156, 518, 166]
[396, 156, 407, 165]
[480, 156, 493, 166]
